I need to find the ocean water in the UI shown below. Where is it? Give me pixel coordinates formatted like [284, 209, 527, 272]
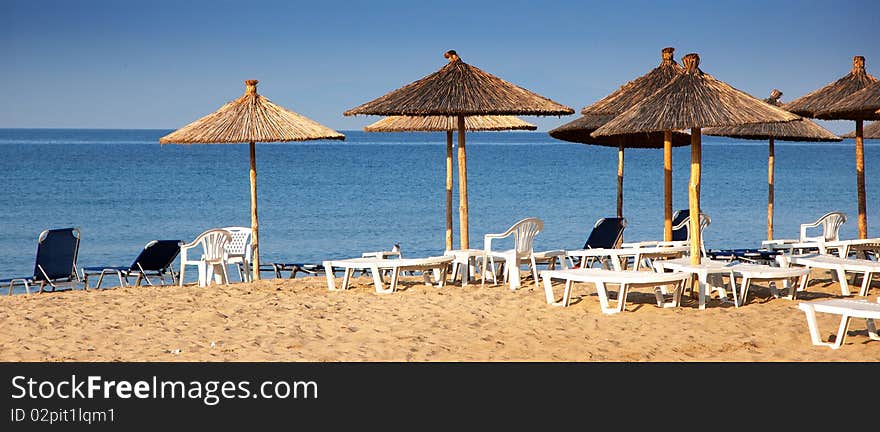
[1, 128, 878, 291]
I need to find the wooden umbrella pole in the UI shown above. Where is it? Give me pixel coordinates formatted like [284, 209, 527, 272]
[445, 130, 454, 251]
[855, 119, 867, 239]
[249, 141, 261, 281]
[689, 128, 702, 265]
[663, 131, 673, 241]
[617, 142, 624, 218]
[767, 138, 775, 241]
[457, 115, 469, 249]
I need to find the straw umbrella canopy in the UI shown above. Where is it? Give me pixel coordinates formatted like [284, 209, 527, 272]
[593, 53, 800, 264]
[159, 80, 345, 281]
[364, 115, 537, 251]
[843, 121, 880, 139]
[785, 56, 879, 239]
[549, 47, 689, 231]
[548, 113, 690, 219]
[345, 50, 574, 249]
[704, 89, 843, 241]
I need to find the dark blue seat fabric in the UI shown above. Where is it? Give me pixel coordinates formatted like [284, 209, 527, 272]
[82, 240, 181, 288]
[583, 217, 628, 250]
[1, 227, 81, 295]
[671, 209, 690, 242]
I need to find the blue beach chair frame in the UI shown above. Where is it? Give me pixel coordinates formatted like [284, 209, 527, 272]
[2, 227, 82, 295]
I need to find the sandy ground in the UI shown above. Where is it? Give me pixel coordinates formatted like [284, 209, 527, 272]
[1, 266, 878, 362]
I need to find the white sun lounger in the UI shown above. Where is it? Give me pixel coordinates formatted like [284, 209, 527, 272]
[655, 257, 810, 309]
[780, 253, 880, 296]
[540, 268, 690, 314]
[798, 298, 880, 349]
[323, 256, 453, 294]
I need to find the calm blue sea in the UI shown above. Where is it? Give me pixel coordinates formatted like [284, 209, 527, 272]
[1, 128, 877, 291]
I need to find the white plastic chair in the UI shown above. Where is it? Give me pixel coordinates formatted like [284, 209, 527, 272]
[481, 217, 544, 290]
[222, 226, 254, 282]
[800, 211, 846, 243]
[179, 229, 232, 287]
[671, 213, 711, 257]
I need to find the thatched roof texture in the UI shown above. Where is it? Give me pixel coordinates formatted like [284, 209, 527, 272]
[581, 47, 684, 115]
[344, 50, 574, 116]
[785, 56, 878, 120]
[819, 79, 880, 120]
[160, 80, 345, 144]
[703, 90, 842, 142]
[548, 114, 691, 148]
[364, 115, 536, 132]
[551, 48, 692, 148]
[843, 121, 880, 139]
[592, 53, 800, 137]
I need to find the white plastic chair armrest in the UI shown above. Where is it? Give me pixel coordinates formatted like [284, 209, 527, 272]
[800, 221, 822, 241]
[483, 232, 512, 254]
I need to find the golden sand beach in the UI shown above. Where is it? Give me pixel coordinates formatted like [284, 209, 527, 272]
[1, 267, 877, 362]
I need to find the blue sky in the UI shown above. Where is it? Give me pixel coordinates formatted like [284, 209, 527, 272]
[1, 0, 877, 134]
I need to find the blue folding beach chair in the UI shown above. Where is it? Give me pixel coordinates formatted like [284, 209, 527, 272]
[2, 227, 82, 295]
[81, 240, 182, 288]
[569, 217, 628, 268]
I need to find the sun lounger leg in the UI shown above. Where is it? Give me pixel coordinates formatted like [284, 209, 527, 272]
[859, 272, 873, 297]
[736, 277, 748, 308]
[672, 279, 684, 307]
[371, 265, 392, 294]
[323, 262, 339, 291]
[832, 315, 852, 350]
[867, 319, 879, 341]
[594, 281, 615, 314]
[800, 304, 835, 348]
[437, 265, 448, 288]
[835, 267, 851, 296]
[530, 256, 540, 290]
[542, 274, 564, 306]
[340, 267, 353, 291]
[615, 283, 629, 313]
[389, 267, 401, 292]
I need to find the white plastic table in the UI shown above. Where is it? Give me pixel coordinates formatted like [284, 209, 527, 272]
[443, 249, 485, 286]
[540, 268, 691, 314]
[323, 256, 453, 294]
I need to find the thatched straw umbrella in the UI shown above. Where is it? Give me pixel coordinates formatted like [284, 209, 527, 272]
[593, 53, 800, 264]
[364, 115, 537, 250]
[843, 121, 880, 139]
[578, 47, 685, 240]
[160, 80, 345, 281]
[785, 56, 879, 239]
[548, 113, 690, 220]
[345, 50, 574, 249]
[704, 89, 843, 241]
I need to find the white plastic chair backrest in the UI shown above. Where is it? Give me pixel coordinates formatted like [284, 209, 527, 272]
[800, 212, 846, 243]
[222, 227, 253, 259]
[672, 214, 710, 255]
[504, 217, 543, 255]
[671, 213, 710, 241]
[192, 229, 232, 262]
